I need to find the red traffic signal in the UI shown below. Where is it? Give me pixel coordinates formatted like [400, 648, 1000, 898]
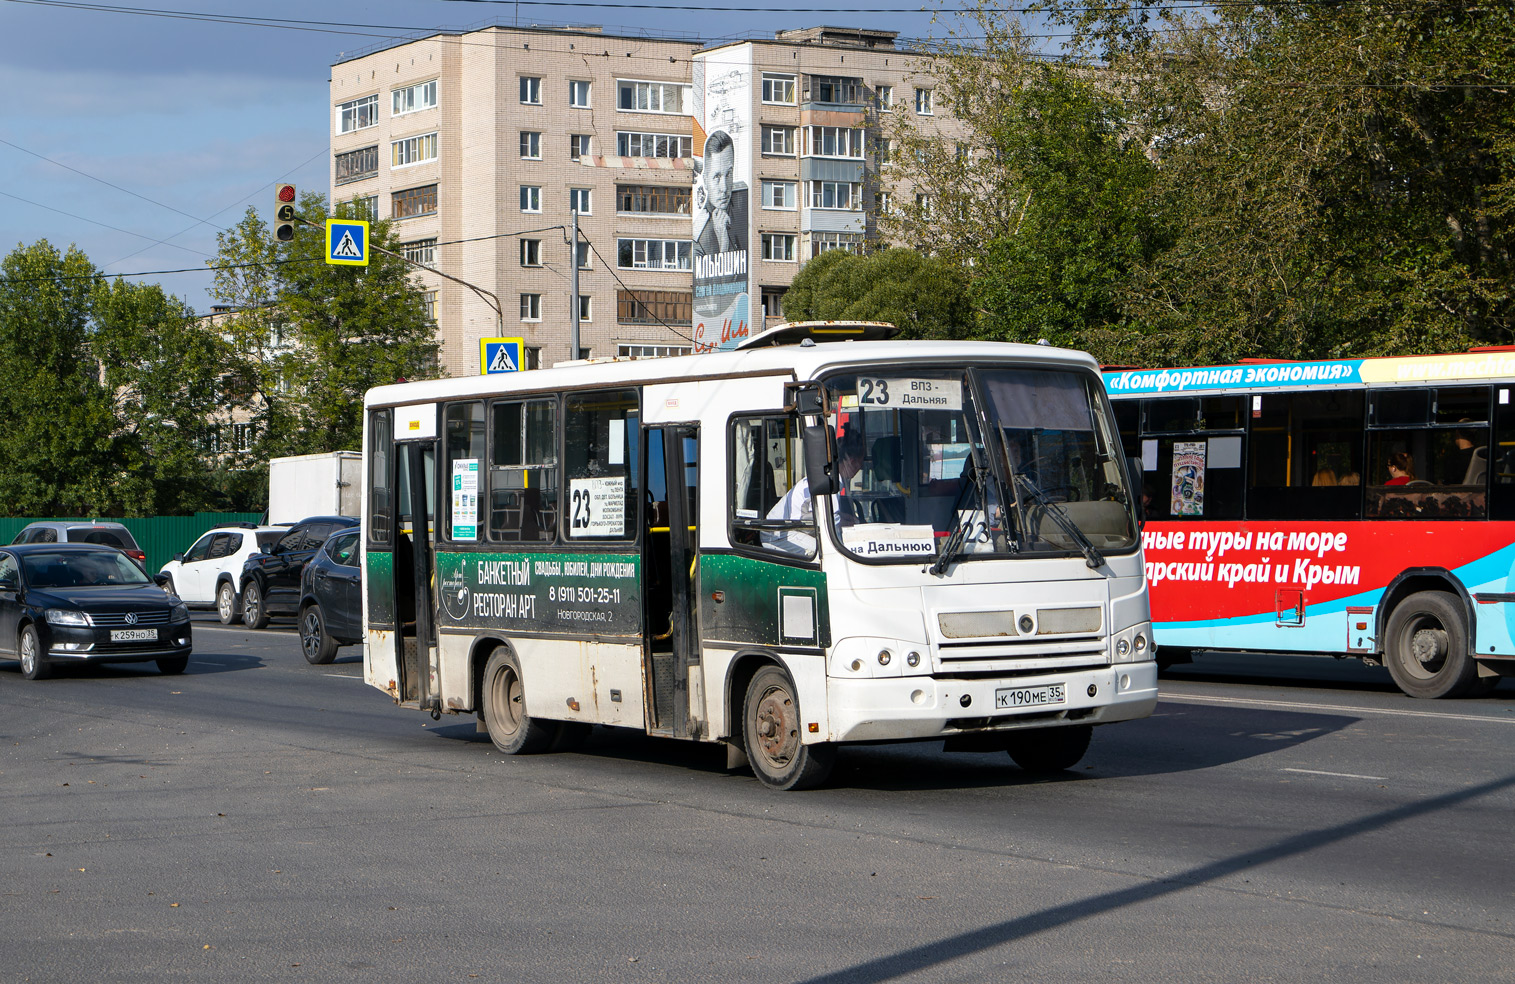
[274, 184, 296, 241]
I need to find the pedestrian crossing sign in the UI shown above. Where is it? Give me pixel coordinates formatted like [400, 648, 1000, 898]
[325, 218, 369, 266]
[480, 337, 526, 374]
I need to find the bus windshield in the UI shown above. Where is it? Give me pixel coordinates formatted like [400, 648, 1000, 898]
[823, 366, 1137, 564]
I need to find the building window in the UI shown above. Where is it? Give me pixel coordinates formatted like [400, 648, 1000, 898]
[761, 180, 797, 210]
[421, 291, 437, 322]
[761, 285, 787, 319]
[520, 239, 542, 267]
[334, 145, 378, 185]
[354, 195, 378, 219]
[617, 289, 693, 326]
[875, 136, 894, 164]
[520, 185, 541, 213]
[520, 76, 541, 105]
[569, 80, 591, 108]
[916, 192, 933, 215]
[402, 238, 437, 268]
[576, 241, 591, 269]
[618, 344, 691, 359]
[915, 87, 934, 115]
[810, 180, 860, 210]
[336, 94, 378, 134]
[392, 132, 438, 168]
[520, 293, 542, 321]
[577, 295, 592, 322]
[392, 79, 437, 116]
[760, 125, 796, 156]
[617, 79, 689, 114]
[392, 184, 437, 219]
[524, 347, 542, 370]
[520, 131, 541, 159]
[568, 188, 592, 214]
[617, 238, 692, 271]
[876, 191, 892, 215]
[570, 134, 592, 160]
[233, 422, 257, 451]
[762, 73, 796, 105]
[808, 75, 864, 105]
[876, 84, 893, 111]
[805, 126, 864, 159]
[616, 183, 691, 215]
[616, 131, 693, 158]
[812, 231, 864, 257]
[761, 233, 797, 262]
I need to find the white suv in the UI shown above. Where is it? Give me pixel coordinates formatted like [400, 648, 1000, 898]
[160, 524, 289, 624]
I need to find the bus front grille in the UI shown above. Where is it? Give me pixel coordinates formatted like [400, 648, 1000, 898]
[935, 640, 1108, 675]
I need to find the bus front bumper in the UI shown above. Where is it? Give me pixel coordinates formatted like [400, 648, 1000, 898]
[823, 662, 1157, 743]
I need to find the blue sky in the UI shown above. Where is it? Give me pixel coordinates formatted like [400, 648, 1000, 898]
[2, 0, 968, 312]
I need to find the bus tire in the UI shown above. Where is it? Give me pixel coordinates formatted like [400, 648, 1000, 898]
[1007, 724, 1092, 774]
[742, 665, 835, 790]
[482, 649, 555, 755]
[1384, 591, 1478, 699]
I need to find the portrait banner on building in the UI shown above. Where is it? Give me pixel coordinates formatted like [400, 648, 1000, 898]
[692, 46, 754, 352]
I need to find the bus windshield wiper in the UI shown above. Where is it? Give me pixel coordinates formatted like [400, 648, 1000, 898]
[1013, 471, 1105, 570]
[928, 456, 986, 577]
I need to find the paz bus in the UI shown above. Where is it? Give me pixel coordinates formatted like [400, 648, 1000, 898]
[361, 323, 1155, 789]
[1103, 349, 1515, 699]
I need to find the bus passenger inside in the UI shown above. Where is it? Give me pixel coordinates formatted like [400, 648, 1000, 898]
[1385, 452, 1416, 486]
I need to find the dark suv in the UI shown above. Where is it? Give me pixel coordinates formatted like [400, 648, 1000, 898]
[237, 516, 358, 629]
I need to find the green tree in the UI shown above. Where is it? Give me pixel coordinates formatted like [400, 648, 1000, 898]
[781, 247, 976, 339]
[0, 241, 126, 516]
[207, 193, 441, 460]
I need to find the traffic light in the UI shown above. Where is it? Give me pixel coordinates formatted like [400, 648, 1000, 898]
[274, 184, 296, 242]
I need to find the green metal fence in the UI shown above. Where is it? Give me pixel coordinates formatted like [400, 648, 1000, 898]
[0, 513, 264, 576]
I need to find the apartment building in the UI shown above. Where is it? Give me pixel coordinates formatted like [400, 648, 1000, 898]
[329, 24, 953, 375]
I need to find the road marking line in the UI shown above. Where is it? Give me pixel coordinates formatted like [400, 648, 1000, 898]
[323, 674, 363, 680]
[1281, 768, 1388, 781]
[1162, 691, 1515, 725]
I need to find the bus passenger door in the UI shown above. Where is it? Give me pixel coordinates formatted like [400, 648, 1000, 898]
[395, 439, 438, 708]
[643, 425, 700, 738]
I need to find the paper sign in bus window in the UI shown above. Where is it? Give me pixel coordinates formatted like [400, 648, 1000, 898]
[451, 459, 480, 541]
[1171, 441, 1206, 516]
[568, 476, 626, 537]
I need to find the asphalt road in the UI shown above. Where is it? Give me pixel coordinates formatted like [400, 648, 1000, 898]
[3, 620, 1513, 983]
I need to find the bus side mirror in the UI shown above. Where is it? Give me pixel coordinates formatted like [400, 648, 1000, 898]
[1127, 455, 1146, 529]
[803, 425, 836, 497]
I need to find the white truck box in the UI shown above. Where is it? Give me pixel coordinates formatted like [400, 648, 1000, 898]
[268, 451, 362, 525]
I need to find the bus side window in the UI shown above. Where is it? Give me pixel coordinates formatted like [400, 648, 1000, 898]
[489, 399, 557, 543]
[563, 389, 639, 541]
[1489, 388, 1515, 520]
[368, 410, 393, 545]
[729, 416, 816, 558]
[1141, 397, 1245, 521]
[443, 402, 485, 542]
[1249, 390, 1364, 521]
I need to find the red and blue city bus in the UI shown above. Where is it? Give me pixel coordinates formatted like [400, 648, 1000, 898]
[1104, 349, 1515, 698]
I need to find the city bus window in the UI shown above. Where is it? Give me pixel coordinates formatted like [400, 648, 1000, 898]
[1364, 387, 1484, 518]
[1142, 396, 1245, 522]
[1491, 387, 1515, 520]
[368, 409, 392, 544]
[729, 415, 816, 558]
[1112, 400, 1139, 459]
[443, 402, 485, 542]
[1249, 390, 1364, 520]
[488, 399, 557, 543]
[563, 389, 638, 540]
[1430, 386, 1490, 489]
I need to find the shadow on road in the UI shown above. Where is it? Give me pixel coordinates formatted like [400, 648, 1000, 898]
[1161, 649, 1513, 699]
[2, 652, 266, 680]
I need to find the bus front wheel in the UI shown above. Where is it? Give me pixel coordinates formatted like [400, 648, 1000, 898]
[482, 649, 555, 754]
[1006, 724, 1092, 774]
[1384, 591, 1478, 699]
[743, 665, 835, 791]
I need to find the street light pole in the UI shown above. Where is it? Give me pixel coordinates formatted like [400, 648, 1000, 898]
[569, 208, 581, 362]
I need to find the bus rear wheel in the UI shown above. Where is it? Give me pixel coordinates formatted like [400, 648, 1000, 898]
[742, 665, 835, 790]
[1006, 725, 1092, 774]
[1384, 591, 1478, 699]
[482, 649, 555, 754]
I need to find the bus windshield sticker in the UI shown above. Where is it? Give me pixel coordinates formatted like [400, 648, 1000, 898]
[451, 459, 480, 541]
[569, 476, 626, 537]
[608, 423, 626, 465]
[840, 524, 938, 557]
[856, 377, 963, 412]
[1171, 441, 1206, 516]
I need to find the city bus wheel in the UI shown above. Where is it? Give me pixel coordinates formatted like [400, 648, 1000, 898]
[482, 649, 555, 755]
[1006, 725, 1092, 774]
[217, 582, 242, 625]
[742, 665, 836, 791]
[1384, 591, 1477, 699]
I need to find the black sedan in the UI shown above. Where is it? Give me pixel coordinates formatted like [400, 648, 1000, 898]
[0, 544, 192, 680]
[297, 526, 363, 664]
[237, 516, 358, 629]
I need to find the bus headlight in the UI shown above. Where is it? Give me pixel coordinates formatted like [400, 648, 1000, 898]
[1112, 623, 1154, 663]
